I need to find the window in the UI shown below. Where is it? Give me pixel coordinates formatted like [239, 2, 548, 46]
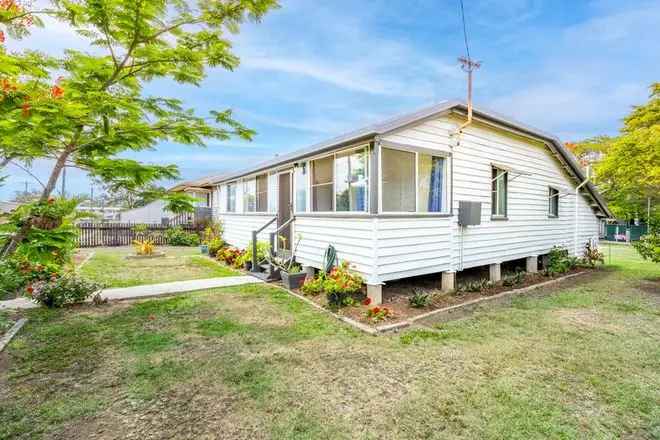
[311, 156, 333, 211]
[381, 147, 447, 212]
[243, 179, 256, 212]
[294, 163, 308, 212]
[491, 167, 507, 217]
[548, 187, 559, 217]
[382, 147, 415, 212]
[335, 148, 368, 212]
[226, 183, 236, 212]
[418, 154, 446, 212]
[256, 174, 268, 212]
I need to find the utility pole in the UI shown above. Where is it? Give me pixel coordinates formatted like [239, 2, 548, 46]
[458, 56, 481, 123]
[90, 184, 94, 208]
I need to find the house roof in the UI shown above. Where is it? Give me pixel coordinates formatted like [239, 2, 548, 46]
[172, 100, 612, 218]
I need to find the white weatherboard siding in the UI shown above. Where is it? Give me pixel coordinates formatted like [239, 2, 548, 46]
[213, 112, 601, 285]
[294, 216, 376, 280]
[381, 115, 599, 276]
[217, 214, 276, 250]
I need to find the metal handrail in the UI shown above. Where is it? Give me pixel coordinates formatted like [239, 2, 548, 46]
[251, 216, 277, 272]
[269, 208, 295, 258]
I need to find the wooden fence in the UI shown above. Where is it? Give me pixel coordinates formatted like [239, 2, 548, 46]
[77, 223, 201, 248]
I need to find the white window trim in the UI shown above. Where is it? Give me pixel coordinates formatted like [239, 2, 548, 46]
[378, 144, 451, 215]
[309, 145, 370, 214]
[548, 186, 560, 218]
[226, 181, 238, 213]
[491, 167, 508, 218]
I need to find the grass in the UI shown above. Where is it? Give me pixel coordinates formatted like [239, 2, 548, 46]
[79, 246, 237, 287]
[0, 310, 14, 336]
[1, 245, 658, 439]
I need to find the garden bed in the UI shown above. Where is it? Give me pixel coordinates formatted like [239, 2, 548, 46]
[291, 268, 591, 328]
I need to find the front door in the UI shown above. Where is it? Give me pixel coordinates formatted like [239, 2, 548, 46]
[277, 172, 292, 251]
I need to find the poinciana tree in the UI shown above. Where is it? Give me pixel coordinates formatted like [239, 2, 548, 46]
[0, 0, 279, 256]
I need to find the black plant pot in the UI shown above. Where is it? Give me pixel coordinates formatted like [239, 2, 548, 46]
[281, 271, 306, 290]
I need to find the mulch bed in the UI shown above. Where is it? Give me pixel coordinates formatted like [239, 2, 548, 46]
[289, 268, 589, 327]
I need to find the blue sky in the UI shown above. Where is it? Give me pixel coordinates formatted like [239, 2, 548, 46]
[2, 0, 659, 200]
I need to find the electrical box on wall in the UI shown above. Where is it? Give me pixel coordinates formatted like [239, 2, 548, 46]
[458, 201, 481, 226]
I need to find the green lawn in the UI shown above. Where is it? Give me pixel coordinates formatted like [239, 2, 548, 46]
[79, 246, 238, 288]
[1, 245, 658, 439]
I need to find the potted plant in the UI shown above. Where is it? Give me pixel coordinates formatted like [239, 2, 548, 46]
[280, 261, 306, 289]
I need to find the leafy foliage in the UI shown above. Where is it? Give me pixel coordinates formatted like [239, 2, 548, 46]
[546, 246, 579, 276]
[0, 258, 62, 299]
[28, 274, 103, 308]
[164, 226, 199, 246]
[300, 261, 364, 306]
[457, 278, 493, 293]
[133, 238, 156, 256]
[409, 289, 431, 308]
[633, 232, 660, 263]
[573, 83, 660, 222]
[216, 246, 243, 267]
[502, 271, 526, 287]
[235, 240, 270, 268]
[0, 0, 279, 255]
[365, 306, 393, 322]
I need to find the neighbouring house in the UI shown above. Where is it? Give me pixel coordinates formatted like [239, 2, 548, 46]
[121, 184, 214, 224]
[173, 100, 612, 304]
[0, 200, 20, 214]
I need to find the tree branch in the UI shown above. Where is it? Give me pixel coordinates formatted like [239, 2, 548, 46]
[8, 160, 46, 189]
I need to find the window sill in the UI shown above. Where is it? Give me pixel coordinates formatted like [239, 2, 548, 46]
[491, 216, 508, 221]
[295, 212, 453, 219]
[548, 215, 559, 219]
[219, 212, 276, 216]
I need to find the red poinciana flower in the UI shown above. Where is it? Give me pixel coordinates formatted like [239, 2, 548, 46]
[371, 307, 380, 314]
[21, 100, 30, 117]
[362, 297, 371, 306]
[47, 197, 55, 204]
[51, 84, 64, 99]
[0, 30, 5, 44]
[26, 285, 34, 295]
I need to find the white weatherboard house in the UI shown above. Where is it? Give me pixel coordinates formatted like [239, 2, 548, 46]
[174, 100, 612, 304]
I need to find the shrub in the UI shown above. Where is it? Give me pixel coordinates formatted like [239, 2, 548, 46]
[133, 238, 156, 256]
[502, 271, 526, 287]
[28, 274, 103, 308]
[458, 278, 493, 293]
[365, 306, 393, 322]
[300, 273, 324, 296]
[235, 241, 270, 268]
[165, 226, 200, 246]
[583, 241, 605, 267]
[207, 237, 225, 257]
[633, 232, 660, 263]
[546, 246, 579, 275]
[409, 289, 431, 308]
[217, 246, 243, 267]
[0, 258, 63, 299]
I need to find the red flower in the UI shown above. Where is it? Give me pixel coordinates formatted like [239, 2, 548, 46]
[148, 314, 156, 321]
[51, 85, 64, 99]
[0, 31, 5, 44]
[21, 100, 30, 117]
[362, 297, 371, 306]
[372, 307, 380, 314]
[26, 285, 34, 295]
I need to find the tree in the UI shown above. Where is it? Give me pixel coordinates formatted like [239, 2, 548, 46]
[0, 0, 279, 256]
[574, 83, 660, 222]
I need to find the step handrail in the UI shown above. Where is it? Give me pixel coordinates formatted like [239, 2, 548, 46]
[269, 214, 295, 257]
[251, 217, 277, 272]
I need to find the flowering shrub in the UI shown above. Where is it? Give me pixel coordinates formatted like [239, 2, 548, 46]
[217, 246, 243, 267]
[365, 306, 393, 322]
[299, 261, 364, 306]
[362, 297, 372, 306]
[0, 257, 63, 299]
[28, 274, 103, 308]
[235, 241, 270, 268]
[300, 273, 325, 296]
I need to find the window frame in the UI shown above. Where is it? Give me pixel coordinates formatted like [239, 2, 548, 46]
[293, 162, 310, 213]
[548, 186, 559, 218]
[309, 145, 370, 213]
[378, 144, 450, 215]
[491, 166, 508, 219]
[226, 182, 237, 213]
[255, 173, 268, 212]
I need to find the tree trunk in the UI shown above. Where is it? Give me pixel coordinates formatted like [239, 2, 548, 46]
[0, 150, 72, 259]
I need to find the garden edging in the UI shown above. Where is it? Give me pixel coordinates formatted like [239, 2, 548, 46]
[0, 318, 27, 353]
[274, 271, 592, 335]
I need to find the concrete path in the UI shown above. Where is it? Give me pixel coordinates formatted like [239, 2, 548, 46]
[0, 275, 263, 310]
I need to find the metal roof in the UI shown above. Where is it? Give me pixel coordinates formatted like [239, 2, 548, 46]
[172, 100, 612, 217]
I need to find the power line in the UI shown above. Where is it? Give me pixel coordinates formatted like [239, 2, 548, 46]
[459, 0, 471, 60]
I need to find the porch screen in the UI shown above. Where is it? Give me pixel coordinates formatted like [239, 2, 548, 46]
[381, 147, 415, 212]
[256, 174, 268, 212]
[311, 156, 333, 211]
[335, 148, 368, 212]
